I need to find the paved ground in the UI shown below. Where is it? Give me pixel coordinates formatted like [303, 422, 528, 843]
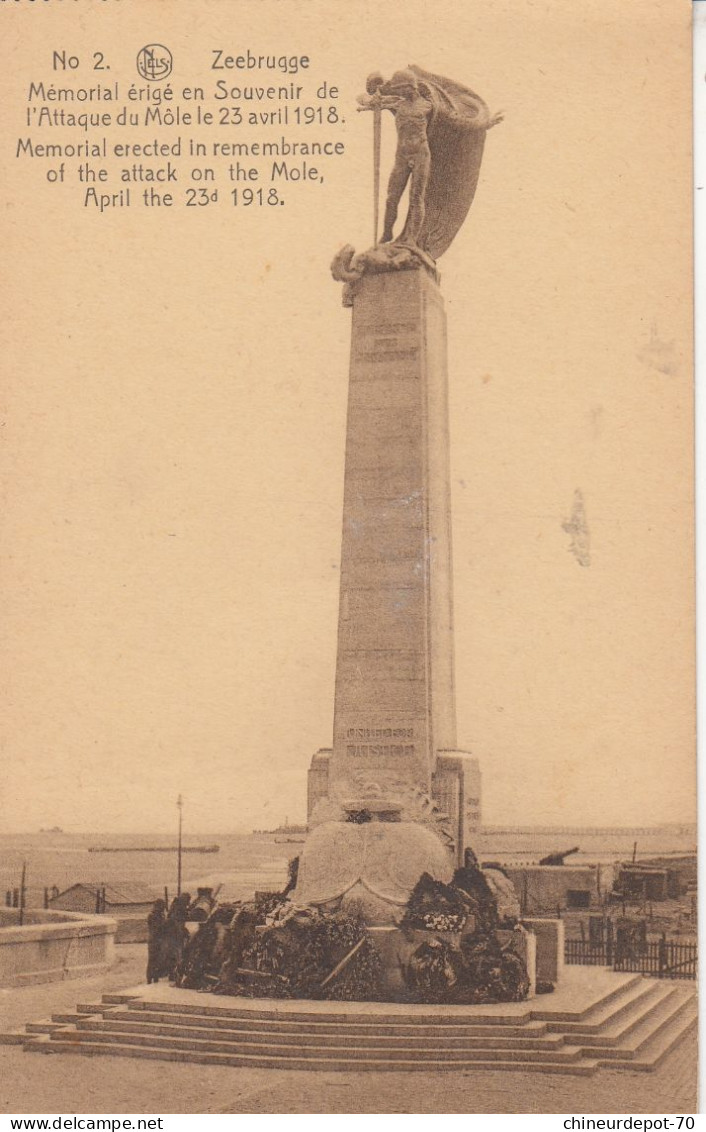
[0, 1040, 696, 1115]
[220, 1047, 699, 1114]
[0, 951, 698, 1115]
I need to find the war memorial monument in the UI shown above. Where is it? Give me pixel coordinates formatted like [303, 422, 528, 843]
[309, 65, 496, 866]
[252, 64, 537, 1004]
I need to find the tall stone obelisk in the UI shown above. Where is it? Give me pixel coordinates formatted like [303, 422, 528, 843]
[308, 267, 481, 860]
[332, 268, 455, 789]
[307, 65, 498, 862]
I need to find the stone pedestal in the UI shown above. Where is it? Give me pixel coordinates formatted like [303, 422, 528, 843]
[307, 269, 480, 861]
[522, 917, 565, 986]
[433, 751, 482, 853]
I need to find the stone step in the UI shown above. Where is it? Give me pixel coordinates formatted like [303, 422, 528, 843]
[0, 1031, 29, 1046]
[45, 1026, 585, 1065]
[531, 974, 645, 1023]
[4, 1014, 94, 1044]
[14, 974, 695, 1077]
[597, 998, 698, 1072]
[573, 985, 688, 1050]
[587, 991, 697, 1064]
[106, 1006, 551, 1040]
[545, 979, 668, 1034]
[116, 995, 539, 1028]
[24, 1034, 599, 1075]
[77, 1015, 567, 1053]
[25, 1020, 67, 1035]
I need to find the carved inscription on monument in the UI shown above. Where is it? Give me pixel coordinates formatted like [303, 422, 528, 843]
[345, 725, 415, 758]
[355, 347, 419, 363]
[346, 745, 416, 757]
[346, 727, 415, 739]
[357, 321, 417, 335]
[352, 321, 420, 369]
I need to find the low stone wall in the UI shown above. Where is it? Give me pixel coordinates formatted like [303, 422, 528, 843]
[0, 908, 116, 987]
[114, 915, 148, 944]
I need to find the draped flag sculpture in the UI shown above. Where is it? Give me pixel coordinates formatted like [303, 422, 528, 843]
[332, 65, 503, 301]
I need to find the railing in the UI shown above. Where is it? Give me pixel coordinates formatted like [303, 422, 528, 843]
[614, 939, 697, 980]
[565, 940, 610, 967]
[565, 938, 697, 980]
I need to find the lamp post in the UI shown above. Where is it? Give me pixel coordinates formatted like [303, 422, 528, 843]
[18, 861, 27, 927]
[176, 794, 183, 898]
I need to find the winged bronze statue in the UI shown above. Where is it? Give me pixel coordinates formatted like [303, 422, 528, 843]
[332, 65, 502, 300]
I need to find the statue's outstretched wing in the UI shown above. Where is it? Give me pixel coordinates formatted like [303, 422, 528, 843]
[401, 65, 492, 260]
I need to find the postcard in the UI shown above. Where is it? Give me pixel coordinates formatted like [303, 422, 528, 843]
[0, 0, 696, 1117]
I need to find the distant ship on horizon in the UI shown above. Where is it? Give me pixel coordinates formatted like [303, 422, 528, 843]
[253, 816, 307, 836]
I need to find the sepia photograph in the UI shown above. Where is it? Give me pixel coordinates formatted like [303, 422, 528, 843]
[0, 0, 696, 1117]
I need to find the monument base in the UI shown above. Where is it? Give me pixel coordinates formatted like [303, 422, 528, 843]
[18, 966, 697, 1075]
[307, 747, 482, 866]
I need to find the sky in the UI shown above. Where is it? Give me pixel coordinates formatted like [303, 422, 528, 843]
[0, 0, 695, 833]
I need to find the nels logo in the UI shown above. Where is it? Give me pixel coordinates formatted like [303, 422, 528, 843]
[137, 44, 174, 82]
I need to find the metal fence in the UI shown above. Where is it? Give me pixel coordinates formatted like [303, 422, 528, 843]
[565, 938, 697, 980]
[565, 940, 610, 967]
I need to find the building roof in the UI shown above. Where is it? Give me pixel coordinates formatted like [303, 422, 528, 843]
[52, 882, 158, 905]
